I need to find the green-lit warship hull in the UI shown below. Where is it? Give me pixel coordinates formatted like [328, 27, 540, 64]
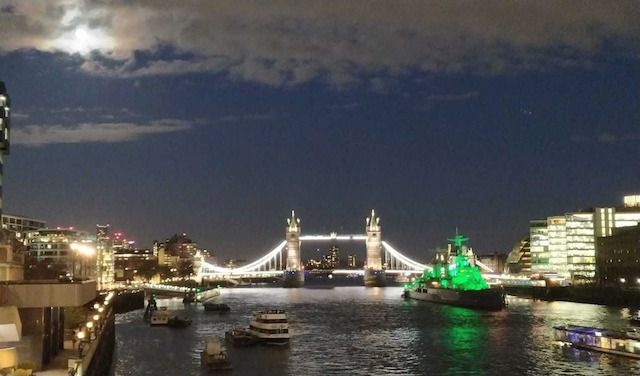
[404, 231, 505, 310]
[404, 287, 504, 310]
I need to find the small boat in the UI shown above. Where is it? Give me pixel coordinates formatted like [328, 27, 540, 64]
[248, 309, 291, 346]
[225, 328, 257, 346]
[203, 303, 231, 313]
[149, 308, 171, 326]
[168, 316, 192, 328]
[630, 313, 640, 326]
[554, 325, 640, 359]
[201, 338, 232, 371]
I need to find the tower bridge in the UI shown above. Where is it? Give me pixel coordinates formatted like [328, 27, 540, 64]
[199, 210, 496, 287]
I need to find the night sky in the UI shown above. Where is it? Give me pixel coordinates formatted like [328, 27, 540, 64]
[0, 1, 638, 261]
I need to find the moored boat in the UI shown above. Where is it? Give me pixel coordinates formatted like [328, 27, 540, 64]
[201, 338, 232, 371]
[554, 325, 640, 359]
[403, 231, 505, 310]
[225, 328, 257, 346]
[630, 313, 640, 326]
[168, 316, 192, 328]
[248, 309, 291, 346]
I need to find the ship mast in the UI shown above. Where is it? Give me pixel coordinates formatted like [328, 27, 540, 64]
[447, 228, 469, 256]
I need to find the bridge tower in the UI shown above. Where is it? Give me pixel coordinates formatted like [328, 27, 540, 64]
[283, 210, 304, 287]
[364, 209, 386, 287]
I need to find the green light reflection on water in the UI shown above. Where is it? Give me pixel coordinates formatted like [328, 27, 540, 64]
[441, 306, 490, 376]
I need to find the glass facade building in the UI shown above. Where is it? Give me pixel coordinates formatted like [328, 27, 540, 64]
[96, 224, 115, 290]
[530, 196, 640, 282]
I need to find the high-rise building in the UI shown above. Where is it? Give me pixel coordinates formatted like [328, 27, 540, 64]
[327, 245, 339, 268]
[25, 228, 96, 280]
[96, 224, 115, 290]
[347, 254, 357, 268]
[0, 82, 10, 217]
[529, 195, 640, 282]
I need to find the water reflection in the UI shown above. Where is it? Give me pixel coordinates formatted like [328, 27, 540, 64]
[112, 287, 640, 376]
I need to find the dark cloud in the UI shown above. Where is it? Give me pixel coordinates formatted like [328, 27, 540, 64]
[1, 1, 639, 86]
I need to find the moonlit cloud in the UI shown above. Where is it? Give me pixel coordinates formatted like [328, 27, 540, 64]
[12, 119, 192, 147]
[1, 1, 639, 86]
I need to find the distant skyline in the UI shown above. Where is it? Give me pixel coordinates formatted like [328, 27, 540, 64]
[0, 1, 639, 261]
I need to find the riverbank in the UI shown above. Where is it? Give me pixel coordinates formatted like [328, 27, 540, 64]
[505, 285, 640, 307]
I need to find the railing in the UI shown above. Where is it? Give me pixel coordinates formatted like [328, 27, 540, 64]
[68, 291, 115, 376]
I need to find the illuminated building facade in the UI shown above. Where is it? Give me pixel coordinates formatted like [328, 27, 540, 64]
[1, 213, 46, 246]
[323, 245, 340, 269]
[505, 235, 531, 274]
[25, 228, 96, 280]
[95, 224, 114, 290]
[2, 214, 45, 233]
[530, 195, 640, 282]
[114, 247, 156, 281]
[155, 233, 200, 277]
[347, 254, 357, 268]
[529, 220, 549, 274]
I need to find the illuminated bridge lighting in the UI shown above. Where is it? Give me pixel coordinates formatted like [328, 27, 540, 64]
[300, 234, 368, 241]
[475, 259, 495, 273]
[198, 235, 433, 278]
[381, 241, 430, 271]
[201, 241, 287, 274]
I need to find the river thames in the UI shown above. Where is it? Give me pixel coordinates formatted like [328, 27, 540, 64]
[111, 287, 640, 375]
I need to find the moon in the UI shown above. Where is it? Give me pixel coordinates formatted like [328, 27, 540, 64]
[51, 25, 114, 55]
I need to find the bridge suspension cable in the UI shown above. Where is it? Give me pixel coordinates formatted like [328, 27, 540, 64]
[200, 238, 431, 277]
[201, 240, 286, 274]
[381, 241, 430, 271]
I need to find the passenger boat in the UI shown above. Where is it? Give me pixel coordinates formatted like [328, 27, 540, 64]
[248, 309, 291, 346]
[554, 325, 640, 359]
[201, 338, 232, 371]
[225, 328, 257, 346]
[168, 316, 192, 328]
[203, 303, 231, 313]
[402, 231, 505, 310]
